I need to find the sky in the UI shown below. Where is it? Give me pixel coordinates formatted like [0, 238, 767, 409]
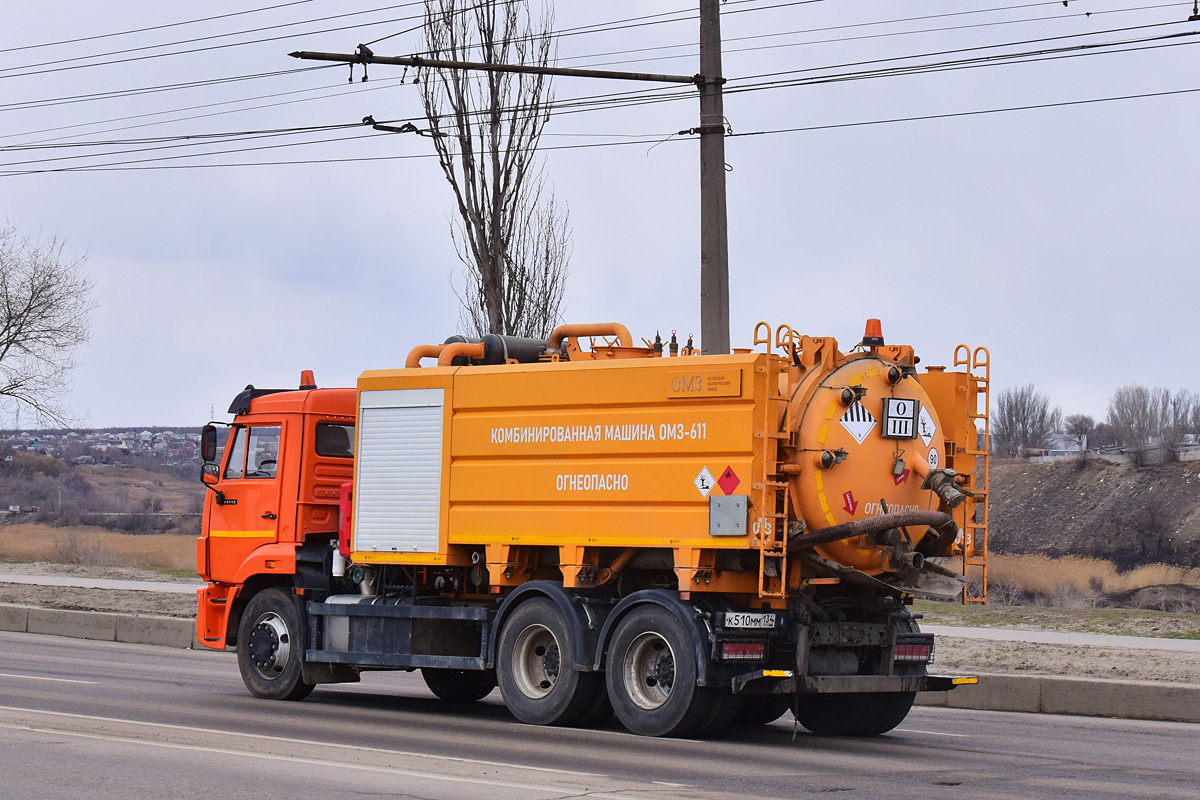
[2, 0, 1198, 428]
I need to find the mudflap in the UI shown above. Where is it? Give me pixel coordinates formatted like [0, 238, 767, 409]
[196, 584, 234, 650]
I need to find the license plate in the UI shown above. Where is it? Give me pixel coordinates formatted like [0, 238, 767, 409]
[725, 612, 775, 629]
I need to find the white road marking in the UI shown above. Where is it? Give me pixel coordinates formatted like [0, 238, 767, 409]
[652, 780, 692, 787]
[895, 728, 970, 738]
[0, 722, 580, 795]
[0, 672, 98, 685]
[513, 724, 700, 743]
[517, 722, 640, 739]
[0, 705, 600, 777]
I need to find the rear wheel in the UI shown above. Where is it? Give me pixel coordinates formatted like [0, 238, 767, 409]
[695, 689, 744, 737]
[605, 606, 714, 737]
[422, 668, 496, 702]
[792, 693, 873, 736]
[237, 588, 314, 701]
[851, 692, 915, 736]
[574, 680, 615, 727]
[497, 598, 600, 726]
[734, 695, 792, 726]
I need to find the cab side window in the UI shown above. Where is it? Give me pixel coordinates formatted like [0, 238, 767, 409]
[315, 423, 354, 458]
[246, 426, 282, 479]
[222, 426, 282, 479]
[223, 428, 247, 479]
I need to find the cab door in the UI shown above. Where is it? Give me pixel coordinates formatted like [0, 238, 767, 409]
[206, 422, 285, 583]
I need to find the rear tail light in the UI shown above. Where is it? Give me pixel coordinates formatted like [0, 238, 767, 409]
[721, 642, 767, 661]
[894, 643, 933, 662]
[894, 633, 935, 663]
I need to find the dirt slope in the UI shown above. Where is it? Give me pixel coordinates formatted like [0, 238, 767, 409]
[988, 459, 1200, 568]
[77, 466, 203, 514]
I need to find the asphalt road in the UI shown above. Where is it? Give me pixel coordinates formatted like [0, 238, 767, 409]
[1, 632, 1197, 800]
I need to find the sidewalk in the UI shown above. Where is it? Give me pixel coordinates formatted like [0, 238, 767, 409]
[922, 624, 1200, 653]
[0, 573, 198, 594]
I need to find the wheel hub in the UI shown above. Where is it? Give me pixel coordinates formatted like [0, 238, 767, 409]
[512, 624, 561, 699]
[247, 612, 290, 680]
[623, 631, 676, 710]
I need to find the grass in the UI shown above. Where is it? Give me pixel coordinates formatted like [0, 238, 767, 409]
[988, 553, 1200, 595]
[0, 523, 194, 572]
[914, 601, 1200, 640]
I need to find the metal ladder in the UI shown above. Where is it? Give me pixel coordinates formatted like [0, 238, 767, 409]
[954, 345, 991, 603]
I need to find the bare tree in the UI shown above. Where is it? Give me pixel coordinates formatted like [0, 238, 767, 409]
[421, 0, 570, 338]
[991, 384, 1061, 457]
[1107, 384, 1153, 447]
[1106, 385, 1198, 447]
[1062, 413, 1094, 465]
[1107, 385, 1200, 463]
[0, 226, 93, 426]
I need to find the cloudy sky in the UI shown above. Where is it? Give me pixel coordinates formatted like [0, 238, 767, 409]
[3, 0, 1197, 428]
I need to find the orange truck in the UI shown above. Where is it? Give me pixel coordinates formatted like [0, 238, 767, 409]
[197, 320, 987, 737]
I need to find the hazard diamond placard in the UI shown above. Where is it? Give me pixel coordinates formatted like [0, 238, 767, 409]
[840, 401, 877, 444]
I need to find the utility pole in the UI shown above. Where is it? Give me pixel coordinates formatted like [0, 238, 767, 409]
[290, 2, 731, 353]
[698, 0, 729, 355]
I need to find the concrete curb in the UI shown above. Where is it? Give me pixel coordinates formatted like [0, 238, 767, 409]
[916, 674, 1200, 724]
[0, 603, 199, 649]
[2, 603, 1197, 725]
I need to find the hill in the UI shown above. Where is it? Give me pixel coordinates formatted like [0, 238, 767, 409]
[989, 459, 1200, 569]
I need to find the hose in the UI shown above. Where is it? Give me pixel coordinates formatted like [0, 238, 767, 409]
[786, 511, 958, 554]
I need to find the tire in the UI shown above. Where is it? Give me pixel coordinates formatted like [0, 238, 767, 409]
[695, 689, 744, 738]
[574, 680, 615, 727]
[496, 598, 600, 726]
[734, 695, 792, 727]
[605, 605, 714, 738]
[792, 693, 873, 736]
[850, 692, 915, 736]
[237, 587, 315, 701]
[422, 668, 496, 702]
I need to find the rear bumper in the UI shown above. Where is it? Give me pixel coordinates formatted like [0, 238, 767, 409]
[733, 670, 977, 694]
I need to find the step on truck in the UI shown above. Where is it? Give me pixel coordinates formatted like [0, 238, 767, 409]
[196, 320, 984, 737]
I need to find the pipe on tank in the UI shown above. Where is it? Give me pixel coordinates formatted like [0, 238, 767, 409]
[406, 344, 445, 368]
[438, 341, 486, 366]
[910, 457, 969, 510]
[548, 323, 633, 350]
[787, 510, 957, 552]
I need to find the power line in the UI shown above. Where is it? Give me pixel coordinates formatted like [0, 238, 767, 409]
[0, 65, 337, 113]
[0, 1, 314, 55]
[1, 77, 405, 145]
[724, 30, 1200, 93]
[559, 2, 1180, 71]
[6, 79, 1200, 177]
[0, 3, 432, 80]
[729, 83, 1200, 137]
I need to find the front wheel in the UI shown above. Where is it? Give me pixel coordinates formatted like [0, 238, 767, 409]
[236, 587, 314, 701]
[605, 606, 714, 737]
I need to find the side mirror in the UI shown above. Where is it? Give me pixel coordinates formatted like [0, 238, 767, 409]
[201, 424, 218, 463]
[202, 463, 219, 484]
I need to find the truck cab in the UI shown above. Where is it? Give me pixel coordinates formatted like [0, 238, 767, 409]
[196, 375, 355, 649]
